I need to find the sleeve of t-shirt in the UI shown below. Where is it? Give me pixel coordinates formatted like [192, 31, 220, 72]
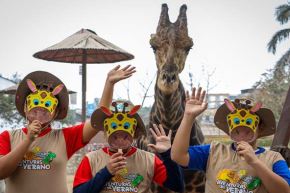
[273, 160, 290, 185]
[73, 156, 113, 193]
[73, 156, 93, 188]
[0, 131, 11, 156]
[187, 144, 210, 171]
[153, 149, 184, 192]
[153, 155, 167, 185]
[62, 123, 87, 159]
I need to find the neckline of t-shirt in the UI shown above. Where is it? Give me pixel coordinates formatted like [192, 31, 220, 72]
[22, 127, 52, 137]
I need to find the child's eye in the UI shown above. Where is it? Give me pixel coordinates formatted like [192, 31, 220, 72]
[111, 122, 117, 129]
[246, 118, 253, 125]
[234, 117, 240, 124]
[33, 99, 40, 105]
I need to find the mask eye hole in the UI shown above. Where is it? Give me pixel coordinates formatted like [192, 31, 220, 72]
[234, 117, 240, 125]
[124, 122, 130, 129]
[111, 122, 117, 129]
[45, 101, 52, 107]
[246, 118, 253, 125]
[33, 99, 40, 105]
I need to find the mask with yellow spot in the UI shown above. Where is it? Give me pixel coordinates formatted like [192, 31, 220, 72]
[100, 101, 141, 150]
[224, 99, 261, 142]
[25, 79, 64, 124]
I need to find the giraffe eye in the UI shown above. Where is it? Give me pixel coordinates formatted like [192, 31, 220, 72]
[234, 117, 240, 125]
[246, 118, 253, 125]
[124, 122, 130, 129]
[111, 122, 117, 129]
[45, 101, 52, 107]
[33, 99, 40, 105]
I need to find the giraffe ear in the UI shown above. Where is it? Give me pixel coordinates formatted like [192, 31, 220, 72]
[128, 105, 141, 116]
[250, 102, 262, 113]
[100, 106, 113, 117]
[224, 99, 236, 112]
[26, 79, 37, 93]
[52, 84, 64, 96]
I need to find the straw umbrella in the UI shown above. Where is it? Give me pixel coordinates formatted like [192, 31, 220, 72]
[33, 29, 134, 121]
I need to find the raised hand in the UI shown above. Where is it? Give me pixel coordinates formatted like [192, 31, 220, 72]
[26, 120, 41, 141]
[148, 124, 172, 153]
[184, 87, 208, 118]
[106, 152, 127, 175]
[107, 65, 136, 84]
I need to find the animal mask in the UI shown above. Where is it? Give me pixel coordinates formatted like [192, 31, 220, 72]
[101, 102, 141, 138]
[25, 79, 63, 115]
[225, 99, 261, 135]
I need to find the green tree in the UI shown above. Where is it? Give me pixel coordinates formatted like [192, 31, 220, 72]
[0, 94, 24, 129]
[252, 2, 290, 121]
[268, 3, 290, 52]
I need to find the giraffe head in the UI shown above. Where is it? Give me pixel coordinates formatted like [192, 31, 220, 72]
[91, 100, 145, 150]
[25, 79, 64, 124]
[150, 4, 193, 94]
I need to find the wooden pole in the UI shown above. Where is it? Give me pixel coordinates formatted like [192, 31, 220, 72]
[82, 51, 87, 122]
[271, 85, 290, 165]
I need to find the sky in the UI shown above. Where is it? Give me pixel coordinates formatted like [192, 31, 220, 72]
[0, 0, 289, 108]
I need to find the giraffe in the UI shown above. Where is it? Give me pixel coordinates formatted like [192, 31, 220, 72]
[147, 4, 206, 193]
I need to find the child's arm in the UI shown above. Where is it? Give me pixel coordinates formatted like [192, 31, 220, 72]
[99, 65, 135, 108]
[148, 124, 184, 192]
[82, 65, 136, 143]
[171, 87, 207, 167]
[252, 160, 290, 193]
[0, 120, 41, 179]
[237, 141, 290, 193]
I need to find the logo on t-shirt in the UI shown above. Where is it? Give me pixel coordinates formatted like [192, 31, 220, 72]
[216, 169, 261, 193]
[19, 146, 56, 170]
[103, 167, 144, 193]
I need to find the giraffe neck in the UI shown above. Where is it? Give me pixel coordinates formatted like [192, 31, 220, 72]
[150, 79, 185, 134]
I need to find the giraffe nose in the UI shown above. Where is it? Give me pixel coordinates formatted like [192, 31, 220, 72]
[162, 73, 176, 83]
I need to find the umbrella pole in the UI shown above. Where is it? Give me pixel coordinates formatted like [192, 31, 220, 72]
[82, 62, 87, 122]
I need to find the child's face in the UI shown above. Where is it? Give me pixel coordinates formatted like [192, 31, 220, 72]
[230, 126, 257, 142]
[107, 131, 133, 151]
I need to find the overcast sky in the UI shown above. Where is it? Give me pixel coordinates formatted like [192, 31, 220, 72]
[0, 0, 289, 107]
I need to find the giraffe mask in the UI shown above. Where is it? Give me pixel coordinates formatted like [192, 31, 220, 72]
[101, 102, 140, 139]
[224, 99, 261, 142]
[25, 79, 64, 123]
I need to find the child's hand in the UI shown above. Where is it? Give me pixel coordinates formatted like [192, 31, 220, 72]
[148, 124, 172, 153]
[184, 87, 207, 118]
[236, 141, 259, 165]
[107, 65, 136, 84]
[26, 120, 41, 142]
[106, 152, 127, 175]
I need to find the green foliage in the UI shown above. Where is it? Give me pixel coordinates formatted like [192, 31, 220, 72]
[58, 109, 78, 126]
[268, 2, 290, 54]
[252, 68, 289, 122]
[0, 94, 24, 129]
[254, 3, 290, 122]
